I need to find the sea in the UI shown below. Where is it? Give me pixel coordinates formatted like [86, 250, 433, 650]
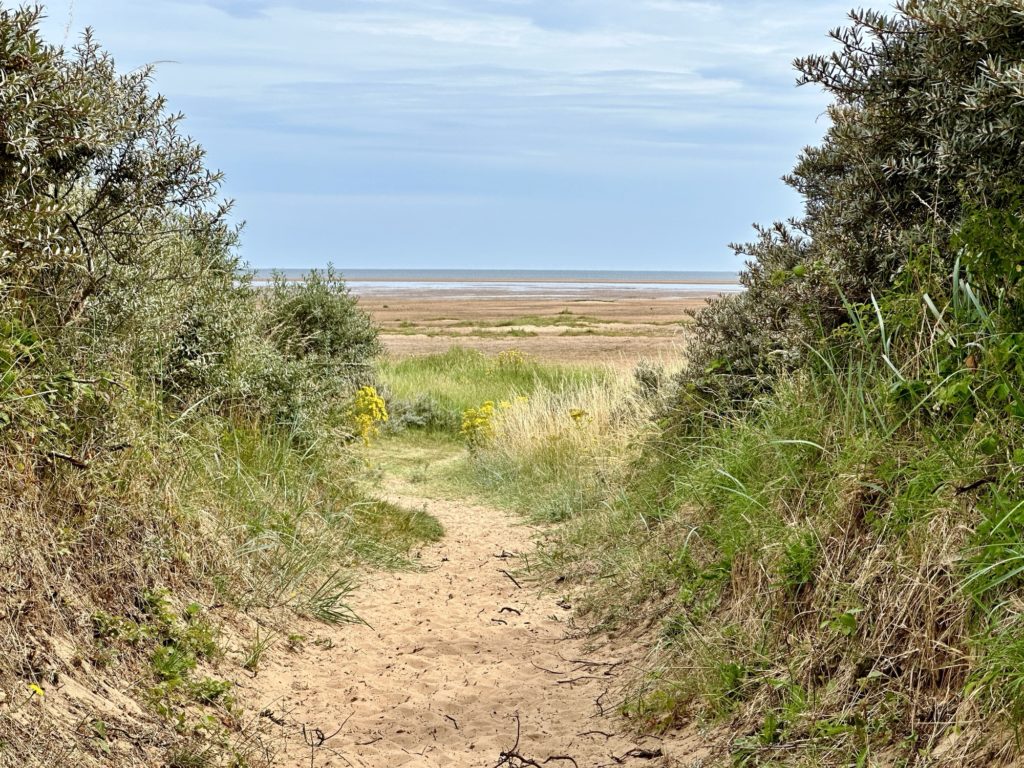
[252, 269, 743, 297]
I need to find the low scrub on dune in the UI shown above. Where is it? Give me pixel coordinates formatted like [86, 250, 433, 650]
[0, 9, 437, 766]
[549, 312, 1008, 764]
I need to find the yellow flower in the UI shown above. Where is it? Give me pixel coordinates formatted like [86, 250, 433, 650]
[27, 683, 44, 698]
[349, 386, 389, 445]
[495, 349, 527, 368]
[461, 401, 496, 447]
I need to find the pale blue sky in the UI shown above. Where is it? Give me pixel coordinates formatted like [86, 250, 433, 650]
[40, 1, 857, 270]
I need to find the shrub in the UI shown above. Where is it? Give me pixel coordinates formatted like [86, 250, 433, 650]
[223, 266, 382, 436]
[264, 266, 380, 370]
[683, 1, 1024, 406]
[0, 9, 394, 764]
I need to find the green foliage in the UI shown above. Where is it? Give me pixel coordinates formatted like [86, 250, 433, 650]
[547, 238, 1024, 762]
[241, 630, 276, 674]
[379, 347, 604, 435]
[265, 267, 380, 367]
[0, 8, 382, 454]
[682, 0, 1024, 405]
[234, 267, 383, 437]
[635, 10, 1024, 752]
[0, 9, 406, 764]
[182, 422, 444, 609]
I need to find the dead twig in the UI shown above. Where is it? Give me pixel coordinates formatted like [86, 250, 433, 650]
[259, 709, 287, 727]
[500, 569, 522, 589]
[954, 476, 996, 496]
[556, 653, 624, 669]
[611, 747, 663, 763]
[301, 712, 353, 768]
[543, 757, 579, 766]
[496, 712, 579, 768]
[556, 675, 608, 685]
[496, 712, 532, 767]
[47, 451, 89, 469]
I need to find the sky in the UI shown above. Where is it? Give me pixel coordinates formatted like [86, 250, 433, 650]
[39, 0, 857, 271]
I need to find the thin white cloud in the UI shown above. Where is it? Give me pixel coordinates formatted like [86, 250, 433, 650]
[38, 0, 853, 268]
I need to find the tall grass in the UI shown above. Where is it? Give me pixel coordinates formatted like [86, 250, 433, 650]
[179, 421, 444, 620]
[377, 345, 666, 522]
[379, 347, 608, 433]
[465, 371, 664, 522]
[522, 266, 1024, 765]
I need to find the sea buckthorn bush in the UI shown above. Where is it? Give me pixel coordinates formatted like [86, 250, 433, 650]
[679, 1, 1024, 411]
[0, 9, 395, 763]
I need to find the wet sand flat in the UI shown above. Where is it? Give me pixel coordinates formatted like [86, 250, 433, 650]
[356, 285, 733, 366]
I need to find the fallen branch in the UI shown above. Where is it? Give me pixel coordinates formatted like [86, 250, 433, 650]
[496, 712, 580, 768]
[301, 712, 353, 768]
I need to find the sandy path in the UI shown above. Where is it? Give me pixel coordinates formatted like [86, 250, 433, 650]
[243, 479, 690, 767]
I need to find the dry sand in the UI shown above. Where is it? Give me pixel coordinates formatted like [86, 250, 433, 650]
[243, 475, 708, 767]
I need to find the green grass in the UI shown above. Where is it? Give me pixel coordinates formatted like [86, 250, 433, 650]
[379, 346, 609, 434]
[532, 299, 1024, 765]
[537, 375, 947, 757]
[361, 430, 464, 492]
[458, 373, 662, 522]
[450, 311, 605, 328]
[180, 421, 444, 616]
[376, 346, 644, 523]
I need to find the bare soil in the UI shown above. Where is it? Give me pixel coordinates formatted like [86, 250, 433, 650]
[242, 471, 708, 767]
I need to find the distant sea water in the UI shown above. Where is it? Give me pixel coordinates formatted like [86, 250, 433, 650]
[252, 268, 743, 297]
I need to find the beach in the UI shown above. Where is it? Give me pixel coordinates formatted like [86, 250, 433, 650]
[352, 281, 737, 366]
